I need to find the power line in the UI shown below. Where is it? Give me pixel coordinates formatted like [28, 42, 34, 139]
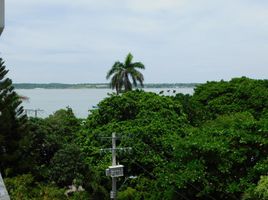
[129, 139, 218, 200]
[132, 161, 191, 200]
[99, 132, 239, 200]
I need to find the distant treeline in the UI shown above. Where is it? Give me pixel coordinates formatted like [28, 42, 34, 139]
[13, 83, 199, 89]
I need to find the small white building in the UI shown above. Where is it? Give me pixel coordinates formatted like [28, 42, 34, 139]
[0, 0, 4, 35]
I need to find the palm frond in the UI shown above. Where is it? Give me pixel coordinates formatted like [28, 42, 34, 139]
[106, 61, 123, 79]
[136, 74, 144, 87]
[131, 75, 138, 87]
[124, 53, 133, 67]
[131, 62, 145, 70]
[135, 71, 144, 87]
[129, 69, 144, 88]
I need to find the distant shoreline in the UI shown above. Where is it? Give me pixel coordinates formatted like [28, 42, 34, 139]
[13, 83, 200, 89]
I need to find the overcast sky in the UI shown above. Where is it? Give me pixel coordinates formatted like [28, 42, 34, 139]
[0, 0, 268, 83]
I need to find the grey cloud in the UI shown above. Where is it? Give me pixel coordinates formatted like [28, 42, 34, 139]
[1, 0, 268, 83]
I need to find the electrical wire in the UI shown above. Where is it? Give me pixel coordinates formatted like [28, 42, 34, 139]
[132, 160, 191, 200]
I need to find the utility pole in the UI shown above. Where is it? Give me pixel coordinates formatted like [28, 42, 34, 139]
[101, 132, 131, 200]
[111, 132, 117, 199]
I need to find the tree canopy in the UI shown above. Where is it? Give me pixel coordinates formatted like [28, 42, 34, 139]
[2, 76, 268, 200]
[0, 58, 27, 174]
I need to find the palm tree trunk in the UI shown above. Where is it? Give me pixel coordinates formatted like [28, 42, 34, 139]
[124, 73, 132, 92]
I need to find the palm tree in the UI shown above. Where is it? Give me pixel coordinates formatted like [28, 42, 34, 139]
[106, 53, 145, 94]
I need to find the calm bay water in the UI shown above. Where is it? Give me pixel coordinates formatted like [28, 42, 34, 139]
[16, 88, 194, 118]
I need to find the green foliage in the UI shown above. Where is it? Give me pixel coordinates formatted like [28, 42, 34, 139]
[81, 80, 268, 199]
[0, 58, 27, 174]
[88, 90, 185, 125]
[5, 174, 92, 200]
[46, 107, 81, 140]
[192, 77, 268, 120]
[3, 76, 268, 199]
[174, 93, 205, 126]
[117, 187, 137, 200]
[4, 174, 35, 200]
[19, 108, 84, 182]
[69, 192, 91, 200]
[48, 144, 87, 186]
[254, 176, 268, 199]
[243, 176, 268, 200]
[169, 112, 268, 199]
[4, 174, 66, 200]
[80, 90, 187, 199]
[19, 117, 62, 175]
[106, 53, 145, 94]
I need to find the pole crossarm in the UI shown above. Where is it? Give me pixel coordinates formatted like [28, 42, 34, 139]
[97, 135, 132, 140]
[100, 147, 132, 152]
[24, 109, 44, 117]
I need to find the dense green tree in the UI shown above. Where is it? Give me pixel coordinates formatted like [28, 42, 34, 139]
[45, 107, 81, 141]
[0, 58, 27, 174]
[106, 53, 145, 94]
[174, 93, 206, 126]
[78, 90, 187, 199]
[174, 77, 268, 126]
[80, 83, 268, 199]
[48, 144, 87, 187]
[19, 108, 81, 178]
[157, 112, 268, 199]
[18, 108, 109, 199]
[192, 77, 268, 120]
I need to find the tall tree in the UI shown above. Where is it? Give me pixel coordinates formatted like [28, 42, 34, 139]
[106, 53, 145, 94]
[0, 58, 26, 173]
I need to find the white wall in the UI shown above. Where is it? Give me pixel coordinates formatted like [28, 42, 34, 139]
[0, 0, 4, 35]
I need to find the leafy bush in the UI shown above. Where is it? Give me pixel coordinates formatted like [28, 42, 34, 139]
[4, 174, 66, 200]
[243, 176, 268, 200]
